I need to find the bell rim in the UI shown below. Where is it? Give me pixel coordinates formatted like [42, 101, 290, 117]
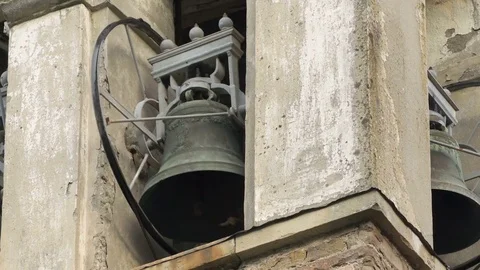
[432, 180, 480, 206]
[140, 164, 245, 205]
[138, 168, 245, 243]
[432, 181, 480, 255]
[439, 237, 480, 267]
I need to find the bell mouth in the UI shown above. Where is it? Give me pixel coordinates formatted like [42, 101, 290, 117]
[140, 170, 245, 243]
[432, 188, 480, 254]
[439, 238, 480, 268]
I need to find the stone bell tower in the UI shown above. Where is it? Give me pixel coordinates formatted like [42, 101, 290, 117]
[0, 0, 467, 269]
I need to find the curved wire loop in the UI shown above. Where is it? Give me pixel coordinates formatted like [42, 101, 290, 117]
[91, 17, 177, 256]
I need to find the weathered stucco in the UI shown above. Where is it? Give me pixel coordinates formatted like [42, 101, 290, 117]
[248, 0, 369, 227]
[240, 223, 414, 270]
[426, 0, 479, 68]
[0, 5, 91, 269]
[246, 0, 432, 243]
[0, 2, 174, 269]
[0, 0, 174, 39]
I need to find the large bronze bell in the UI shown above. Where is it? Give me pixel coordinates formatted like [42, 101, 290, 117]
[139, 99, 245, 244]
[431, 129, 480, 256]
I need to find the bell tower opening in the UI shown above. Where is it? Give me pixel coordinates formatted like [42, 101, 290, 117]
[136, 0, 248, 252]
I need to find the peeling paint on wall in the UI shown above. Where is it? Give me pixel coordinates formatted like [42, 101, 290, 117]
[93, 233, 108, 270]
[446, 30, 478, 53]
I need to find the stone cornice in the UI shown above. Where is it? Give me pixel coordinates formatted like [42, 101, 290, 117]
[134, 189, 447, 270]
[0, 0, 105, 26]
[0, 0, 172, 40]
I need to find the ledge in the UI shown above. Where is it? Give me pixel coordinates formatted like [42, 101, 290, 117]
[0, 0, 83, 24]
[0, 0, 173, 39]
[134, 189, 447, 270]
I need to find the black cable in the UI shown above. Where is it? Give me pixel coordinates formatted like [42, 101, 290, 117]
[444, 78, 480, 92]
[91, 17, 177, 256]
[453, 255, 480, 270]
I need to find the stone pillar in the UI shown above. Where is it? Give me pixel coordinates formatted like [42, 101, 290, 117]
[245, 0, 432, 243]
[0, 1, 174, 269]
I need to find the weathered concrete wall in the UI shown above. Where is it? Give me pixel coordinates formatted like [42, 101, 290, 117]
[107, 0, 174, 39]
[0, 1, 174, 269]
[246, 0, 432, 243]
[0, 5, 91, 269]
[240, 222, 413, 270]
[0, 0, 174, 39]
[426, 0, 479, 69]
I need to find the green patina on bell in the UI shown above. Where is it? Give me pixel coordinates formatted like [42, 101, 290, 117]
[431, 129, 480, 255]
[139, 100, 245, 243]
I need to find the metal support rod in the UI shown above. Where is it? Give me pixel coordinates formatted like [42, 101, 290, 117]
[430, 139, 480, 158]
[100, 90, 157, 142]
[109, 111, 229, 124]
[467, 121, 480, 144]
[130, 154, 149, 190]
[125, 25, 147, 99]
[471, 178, 480, 192]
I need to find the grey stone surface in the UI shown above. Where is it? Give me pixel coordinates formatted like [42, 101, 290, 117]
[0, 2, 174, 269]
[0, 0, 174, 39]
[245, 0, 432, 243]
[239, 223, 413, 270]
[0, 5, 91, 269]
[426, 0, 480, 68]
[0, 0, 78, 22]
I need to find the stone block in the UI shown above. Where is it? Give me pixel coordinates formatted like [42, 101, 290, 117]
[0, 0, 174, 39]
[245, 0, 432, 243]
[0, 5, 91, 269]
[0, 2, 174, 269]
[234, 223, 413, 270]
